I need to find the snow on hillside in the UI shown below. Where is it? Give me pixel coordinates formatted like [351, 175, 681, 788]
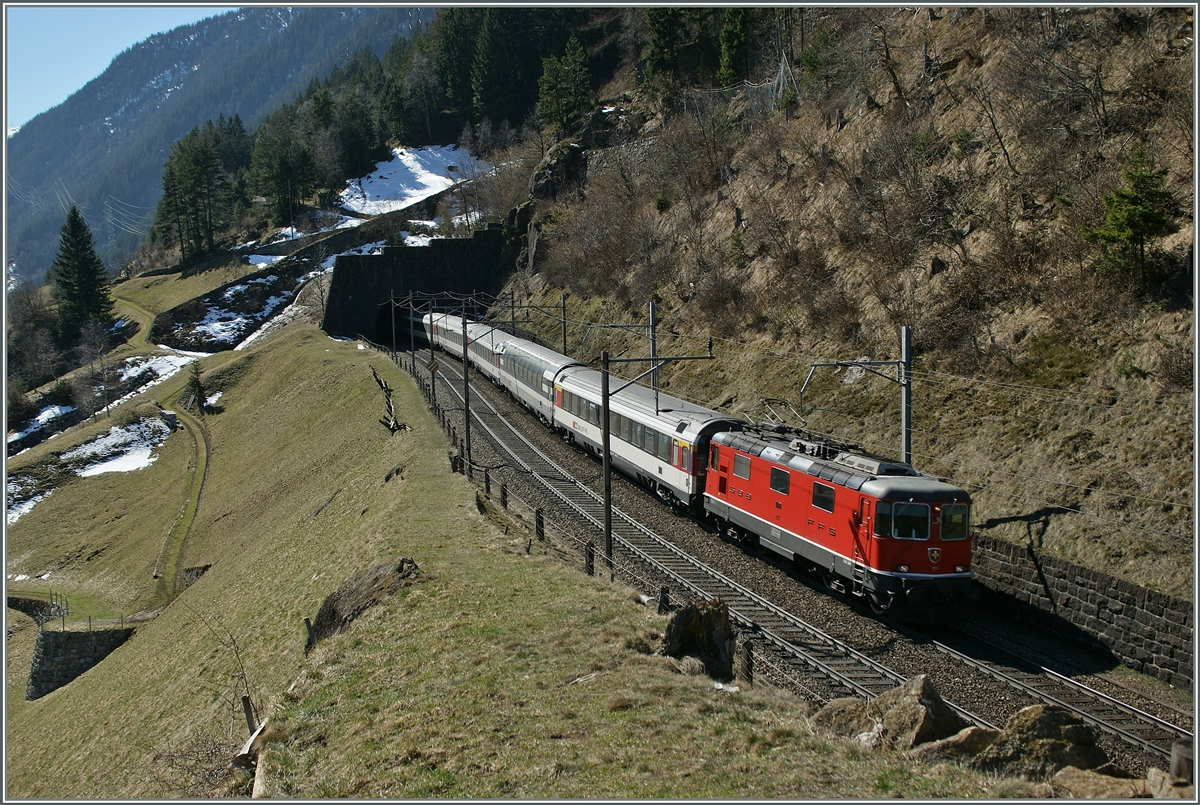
[8, 416, 174, 524]
[338, 145, 489, 216]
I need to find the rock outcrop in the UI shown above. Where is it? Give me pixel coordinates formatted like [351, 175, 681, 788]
[905, 725, 1001, 764]
[865, 674, 968, 750]
[307, 558, 423, 651]
[661, 598, 734, 680]
[811, 675, 966, 750]
[968, 704, 1108, 780]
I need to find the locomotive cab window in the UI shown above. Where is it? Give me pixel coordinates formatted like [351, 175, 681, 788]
[812, 482, 835, 512]
[770, 467, 790, 495]
[940, 503, 969, 540]
[892, 501, 930, 540]
[710, 445, 720, 471]
[733, 454, 751, 480]
[874, 501, 891, 537]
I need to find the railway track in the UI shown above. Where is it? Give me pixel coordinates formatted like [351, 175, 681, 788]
[406, 352, 997, 726]
[396, 346, 1193, 768]
[904, 620, 1192, 764]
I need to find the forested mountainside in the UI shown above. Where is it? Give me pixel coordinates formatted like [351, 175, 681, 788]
[5, 6, 435, 283]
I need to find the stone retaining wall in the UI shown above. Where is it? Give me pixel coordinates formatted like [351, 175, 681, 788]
[25, 627, 135, 700]
[971, 534, 1192, 689]
[7, 596, 65, 624]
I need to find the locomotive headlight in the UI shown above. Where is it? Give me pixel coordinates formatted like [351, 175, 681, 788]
[955, 565, 968, 573]
[896, 564, 909, 573]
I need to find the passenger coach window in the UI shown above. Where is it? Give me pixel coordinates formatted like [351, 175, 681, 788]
[812, 482, 835, 512]
[733, 454, 751, 480]
[940, 503, 969, 540]
[892, 502, 930, 540]
[874, 501, 892, 537]
[657, 431, 671, 461]
[770, 467, 790, 495]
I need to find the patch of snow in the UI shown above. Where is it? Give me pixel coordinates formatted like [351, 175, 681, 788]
[9, 574, 29, 582]
[193, 280, 295, 345]
[320, 240, 387, 269]
[101, 353, 198, 412]
[338, 145, 490, 216]
[61, 417, 172, 478]
[400, 232, 432, 247]
[77, 447, 159, 477]
[7, 404, 75, 443]
[206, 391, 223, 405]
[6, 491, 49, 525]
[244, 254, 286, 268]
[157, 345, 212, 359]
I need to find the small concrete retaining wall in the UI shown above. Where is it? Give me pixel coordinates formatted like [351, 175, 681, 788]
[971, 534, 1192, 689]
[26, 628, 135, 700]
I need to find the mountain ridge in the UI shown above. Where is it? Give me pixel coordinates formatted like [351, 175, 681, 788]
[5, 6, 436, 283]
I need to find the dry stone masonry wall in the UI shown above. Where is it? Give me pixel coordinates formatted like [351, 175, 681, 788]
[971, 534, 1192, 689]
[25, 627, 135, 700]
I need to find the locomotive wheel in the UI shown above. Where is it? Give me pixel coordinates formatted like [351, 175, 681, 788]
[868, 594, 889, 616]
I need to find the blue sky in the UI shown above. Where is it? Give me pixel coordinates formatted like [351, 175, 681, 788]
[5, 5, 233, 131]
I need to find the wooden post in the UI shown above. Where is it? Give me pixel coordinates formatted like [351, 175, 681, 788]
[535, 509, 545, 541]
[484, 469, 491, 497]
[500, 483, 508, 509]
[304, 617, 316, 650]
[657, 586, 670, 614]
[1172, 738, 1193, 783]
[525, 539, 532, 555]
[735, 638, 754, 685]
[585, 542, 595, 576]
[241, 695, 257, 734]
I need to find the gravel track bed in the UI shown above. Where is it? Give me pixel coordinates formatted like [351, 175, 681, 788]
[417, 356, 1177, 778]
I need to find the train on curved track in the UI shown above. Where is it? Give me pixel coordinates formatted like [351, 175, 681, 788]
[415, 312, 973, 619]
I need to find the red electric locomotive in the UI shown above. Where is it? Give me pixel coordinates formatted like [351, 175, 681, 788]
[703, 428, 973, 619]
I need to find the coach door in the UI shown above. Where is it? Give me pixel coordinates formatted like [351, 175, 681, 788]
[711, 444, 729, 497]
[855, 498, 873, 568]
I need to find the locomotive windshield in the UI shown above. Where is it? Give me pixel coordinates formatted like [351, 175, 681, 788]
[891, 501, 930, 540]
[940, 503, 970, 540]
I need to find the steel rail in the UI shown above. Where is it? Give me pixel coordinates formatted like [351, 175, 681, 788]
[918, 623, 1192, 762]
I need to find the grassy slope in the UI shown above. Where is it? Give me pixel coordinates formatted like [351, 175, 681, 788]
[5, 322, 1028, 799]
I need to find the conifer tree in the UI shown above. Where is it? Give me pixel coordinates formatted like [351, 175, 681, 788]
[1082, 144, 1181, 285]
[186, 362, 207, 415]
[717, 8, 750, 87]
[536, 35, 591, 137]
[49, 206, 114, 348]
